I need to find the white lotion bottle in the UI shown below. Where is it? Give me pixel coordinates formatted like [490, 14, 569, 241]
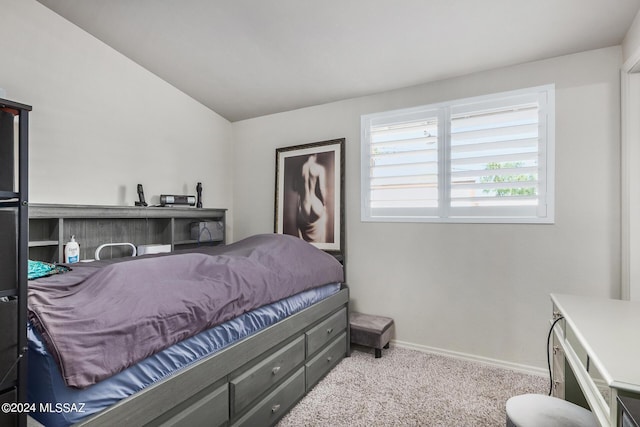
[64, 235, 80, 263]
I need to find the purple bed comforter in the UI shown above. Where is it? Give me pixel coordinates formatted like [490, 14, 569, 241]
[28, 234, 344, 389]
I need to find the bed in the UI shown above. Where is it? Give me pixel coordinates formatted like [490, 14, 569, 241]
[27, 233, 349, 426]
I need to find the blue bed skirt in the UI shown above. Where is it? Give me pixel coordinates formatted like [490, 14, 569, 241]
[28, 283, 341, 427]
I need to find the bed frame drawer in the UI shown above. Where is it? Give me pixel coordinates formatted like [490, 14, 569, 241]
[305, 332, 347, 389]
[155, 383, 228, 427]
[230, 335, 305, 414]
[232, 367, 305, 427]
[306, 308, 347, 356]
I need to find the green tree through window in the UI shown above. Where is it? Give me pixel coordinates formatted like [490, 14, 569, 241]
[481, 162, 536, 196]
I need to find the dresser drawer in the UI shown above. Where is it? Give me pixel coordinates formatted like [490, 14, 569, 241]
[232, 367, 305, 427]
[551, 332, 564, 399]
[231, 336, 304, 413]
[551, 377, 565, 399]
[306, 308, 346, 356]
[157, 383, 228, 427]
[306, 332, 347, 389]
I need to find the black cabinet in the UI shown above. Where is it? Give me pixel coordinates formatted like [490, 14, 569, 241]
[0, 98, 31, 427]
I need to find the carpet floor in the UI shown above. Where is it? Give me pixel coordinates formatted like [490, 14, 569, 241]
[277, 345, 548, 426]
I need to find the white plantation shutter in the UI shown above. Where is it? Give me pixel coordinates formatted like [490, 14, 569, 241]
[364, 107, 440, 219]
[361, 85, 554, 223]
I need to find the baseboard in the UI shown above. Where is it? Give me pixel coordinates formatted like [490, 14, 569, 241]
[392, 339, 548, 377]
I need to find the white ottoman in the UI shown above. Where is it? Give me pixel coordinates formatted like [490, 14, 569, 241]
[506, 394, 599, 427]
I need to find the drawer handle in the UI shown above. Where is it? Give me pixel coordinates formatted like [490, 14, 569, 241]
[271, 403, 281, 414]
[272, 366, 281, 376]
[327, 327, 333, 334]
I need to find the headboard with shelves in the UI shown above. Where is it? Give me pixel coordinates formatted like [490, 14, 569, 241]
[28, 204, 227, 263]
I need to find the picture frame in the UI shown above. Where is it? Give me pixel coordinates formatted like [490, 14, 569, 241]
[275, 138, 345, 255]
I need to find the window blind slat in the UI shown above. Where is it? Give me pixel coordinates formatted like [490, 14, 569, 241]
[451, 166, 538, 179]
[451, 137, 538, 154]
[371, 201, 439, 209]
[371, 175, 438, 187]
[372, 148, 437, 163]
[451, 123, 538, 144]
[451, 181, 537, 192]
[371, 136, 437, 150]
[372, 126, 437, 140]
[451, 151, 537, 165]
[371, 162, 438, 178]
[451, 195, 538, 204]
[451, 107, 538, 131]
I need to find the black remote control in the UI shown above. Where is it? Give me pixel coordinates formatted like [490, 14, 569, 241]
[135, 184, 147, 207]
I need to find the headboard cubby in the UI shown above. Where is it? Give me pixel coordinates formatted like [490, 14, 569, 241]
[28, 204, 227, 263]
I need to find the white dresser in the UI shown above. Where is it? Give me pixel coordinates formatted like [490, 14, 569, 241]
[550, 294, 640, 426]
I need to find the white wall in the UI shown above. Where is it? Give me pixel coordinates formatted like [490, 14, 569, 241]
[621, 9, 640, 301]
[233, 47, 622, 370]
[623, 9, 640, 65]
[0, 1, 234, 231]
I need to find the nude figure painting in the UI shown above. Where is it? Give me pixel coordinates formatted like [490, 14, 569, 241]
[275, 138, 344, 255]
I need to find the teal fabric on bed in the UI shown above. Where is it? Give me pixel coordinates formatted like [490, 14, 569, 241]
[28, 260, 69, 280]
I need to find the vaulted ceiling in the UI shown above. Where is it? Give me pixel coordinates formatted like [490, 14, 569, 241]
[37, 0, 640, 122]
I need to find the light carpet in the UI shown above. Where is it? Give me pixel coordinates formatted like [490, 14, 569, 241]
[277, 345, 548, 426]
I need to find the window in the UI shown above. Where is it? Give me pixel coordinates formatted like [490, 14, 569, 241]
[361, 85, 555, 223]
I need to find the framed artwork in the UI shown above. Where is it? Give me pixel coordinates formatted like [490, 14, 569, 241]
[275, 138, 345, 255]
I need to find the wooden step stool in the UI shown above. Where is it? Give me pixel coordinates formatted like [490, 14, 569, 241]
[350, 312, 394, 358]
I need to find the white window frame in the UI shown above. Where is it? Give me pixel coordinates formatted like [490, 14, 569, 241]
[361, 85, 555, 223]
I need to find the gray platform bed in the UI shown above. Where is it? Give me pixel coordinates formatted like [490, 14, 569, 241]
[73, 285, 349, 427]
